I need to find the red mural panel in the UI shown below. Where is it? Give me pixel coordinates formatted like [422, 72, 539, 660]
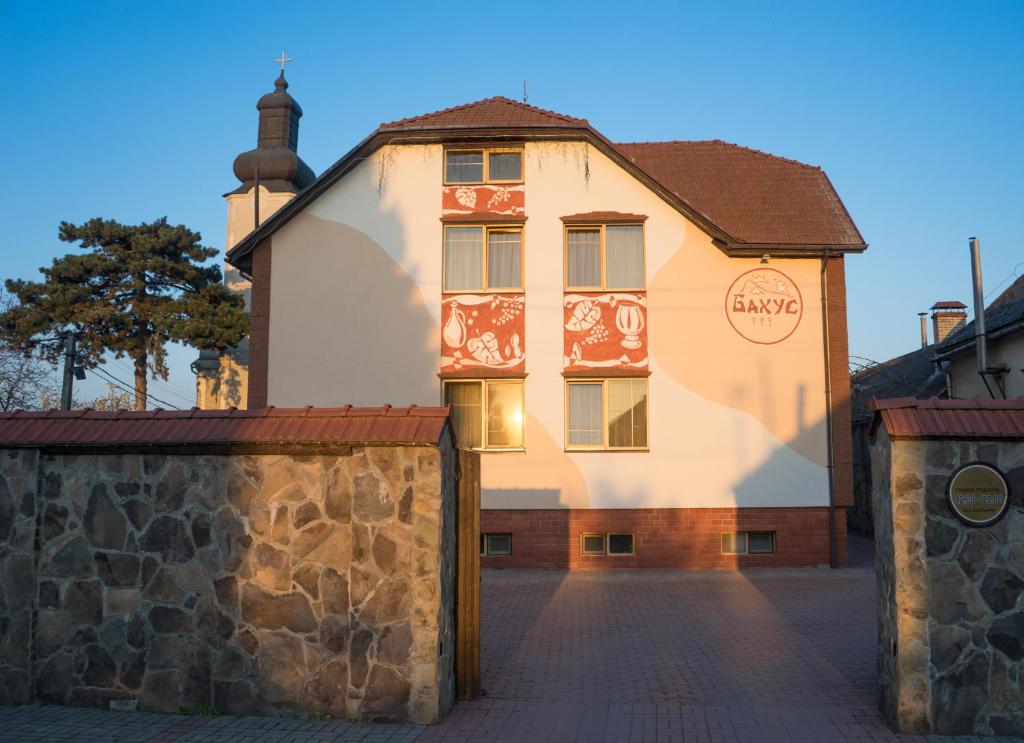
[442, 185, 525, 216]
[563, 292, 647, 372]
[441, 294, 525, 373]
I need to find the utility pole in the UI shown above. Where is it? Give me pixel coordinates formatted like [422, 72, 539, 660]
[60, 331, 77, 411]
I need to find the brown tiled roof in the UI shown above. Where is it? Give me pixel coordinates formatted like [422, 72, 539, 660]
[614, 140, 864, 246]
[0, 406, 451, 449]
[227, 98, 866, 272]
[561, 211, 648, 223]
[380, 96, 587, 130]
[869, 397, 1024, 440]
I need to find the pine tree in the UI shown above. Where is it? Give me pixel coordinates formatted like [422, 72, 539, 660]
[0, 217, 247, 410]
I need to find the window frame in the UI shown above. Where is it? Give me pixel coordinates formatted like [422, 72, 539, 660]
[481, 533, 513, 556]
[579, 532, 636, 556]
[442, 224, 525, 294]
[607, 532, 636, 556]
[580, 533, 608, 556]
[444, 147, 524, 185]
[564, 378, 649, 452]
[441, 378, 525, 452]
[721, 531, 776, 555]
[563, 223, 646, 291]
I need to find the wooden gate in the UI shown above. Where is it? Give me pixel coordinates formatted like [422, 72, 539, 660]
[455, 449, 481, 699]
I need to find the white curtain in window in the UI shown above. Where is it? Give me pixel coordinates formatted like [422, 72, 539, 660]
[568, 383, 602, 446]
[607, 379, 648, 448]
[486, 382, 524, 448]
[487, 231, 521, 289]
[444, 227, 483, 291]
[444, 382, 482, 448]
[605, 225, 644, 288]
[567, 230, 601, 287]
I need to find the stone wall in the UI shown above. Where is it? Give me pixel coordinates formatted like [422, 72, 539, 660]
[0, 441, 458, 724]
[872, 429, 1024, 735]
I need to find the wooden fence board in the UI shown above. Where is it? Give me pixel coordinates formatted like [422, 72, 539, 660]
[456, 449, 481, 699]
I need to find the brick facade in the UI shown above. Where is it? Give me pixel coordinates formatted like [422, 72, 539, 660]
[827, 256, 854, 510]
[247, 238, 271, 409]
[481, 507, 847, 569]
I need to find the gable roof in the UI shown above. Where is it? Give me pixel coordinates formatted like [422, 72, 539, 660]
[932, 274, 1024, 359]
[380, 96, 587, 130]
[227, 97, 866, 272]
[616, 140, 864, 246]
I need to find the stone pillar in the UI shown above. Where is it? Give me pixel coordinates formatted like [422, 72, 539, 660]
[872, 429, 1024, 735]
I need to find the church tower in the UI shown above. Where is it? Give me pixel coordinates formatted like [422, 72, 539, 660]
[194, 63, 315, 409]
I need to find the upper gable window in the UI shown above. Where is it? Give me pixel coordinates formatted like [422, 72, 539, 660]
[445, 148, 523, 184]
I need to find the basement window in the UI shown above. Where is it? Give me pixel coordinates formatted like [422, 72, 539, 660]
[481, 533, 512, 556]
[721, 531, 776, 555]
[580, 532, 636, 556]
[581, 533, 607, 556]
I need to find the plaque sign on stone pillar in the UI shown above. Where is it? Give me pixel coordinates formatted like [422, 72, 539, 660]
[945, 461, 1010, 527]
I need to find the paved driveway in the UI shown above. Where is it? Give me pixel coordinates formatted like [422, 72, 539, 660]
[1, 536, 1020, 742]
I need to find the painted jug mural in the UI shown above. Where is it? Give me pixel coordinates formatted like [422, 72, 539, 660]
[441, 294, 525, 372]
[563, 293, 648, 371]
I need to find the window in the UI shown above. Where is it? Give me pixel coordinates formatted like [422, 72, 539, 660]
[721, 531, 776, 555]
[443, 380, 524, 450]
[580, 532, 636, 556]
[445, 148, 523, 184]
[581, 533, 607, 555]
[443, 226, 523, 292]
[607, 533, 636, 555]
[565, 224, 645, 289]
[481, 533, 512, 556]
[566, 379, 648, 450]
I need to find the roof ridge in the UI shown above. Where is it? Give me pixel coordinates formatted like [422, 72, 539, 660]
[616, 138, 821, 170]
[379, 95, 586, 129]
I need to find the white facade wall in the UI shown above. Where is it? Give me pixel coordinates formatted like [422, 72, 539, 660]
[265, 142, 832, 509]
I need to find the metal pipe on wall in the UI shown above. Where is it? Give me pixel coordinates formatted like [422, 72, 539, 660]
[969, 237, 988, 376]
[919, 312, 929, 349]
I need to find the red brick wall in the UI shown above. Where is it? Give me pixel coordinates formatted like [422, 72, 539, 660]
[481, 507, 847, 569]
[827, 256, 854, 509]
[247, 238, 271, 409]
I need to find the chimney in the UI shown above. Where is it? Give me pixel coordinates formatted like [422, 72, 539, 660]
[918, 312, 929, 349]
[930, 301, 967, 344]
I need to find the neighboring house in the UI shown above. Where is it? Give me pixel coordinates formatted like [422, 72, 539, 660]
[848, 306, 954, 531]
[211, 72, 868, 568]
[932, 275, 1024, 399]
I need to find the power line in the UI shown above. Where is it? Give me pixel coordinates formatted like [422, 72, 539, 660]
[106, 357, 195, 404]
[88, 365, 182, 410]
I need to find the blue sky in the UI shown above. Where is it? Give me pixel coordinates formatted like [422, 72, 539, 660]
[1, 1, 1022, 406]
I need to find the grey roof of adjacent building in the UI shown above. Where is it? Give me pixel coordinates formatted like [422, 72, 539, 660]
[932, 275, 1024, 360]
[851, 348, 947, 423]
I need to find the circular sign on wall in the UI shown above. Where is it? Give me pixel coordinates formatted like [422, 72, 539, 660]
[946, 462, 1010, 527]
[725, 268, 804, 345]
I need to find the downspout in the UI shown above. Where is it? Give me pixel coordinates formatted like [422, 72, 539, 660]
[820, 253, 838, 568]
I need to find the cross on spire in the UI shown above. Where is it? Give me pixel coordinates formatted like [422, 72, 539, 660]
[273, 50, 294, 72]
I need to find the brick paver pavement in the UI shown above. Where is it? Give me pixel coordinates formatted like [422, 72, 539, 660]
[2, 535, 1020, 742]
